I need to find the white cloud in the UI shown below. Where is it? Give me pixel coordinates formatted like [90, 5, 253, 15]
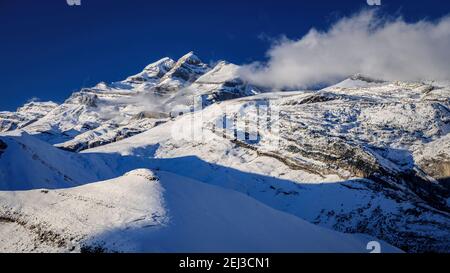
[239, 10, 450, 89]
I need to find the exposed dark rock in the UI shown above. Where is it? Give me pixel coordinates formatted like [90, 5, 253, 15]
[350, 73, 385, 83]
[58, 128, 145, 153]
[66, 92, 98, 107]
[128, 76, 146, 83]
[298, 93, 338, 104]
[419, 159, 450, 183]
[222, 79, 244, 88]
[77, 93, 98, 107]
[134, 111, 169, 120]
[0, 211, 69, 249]
[57, 142, 87, 153]
[206, 90, 247, 105]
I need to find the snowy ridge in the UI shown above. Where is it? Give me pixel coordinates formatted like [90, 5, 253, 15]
[0, 167, 400, 253]
[0, 131, 115, 190]
[0, 101, 58, 132]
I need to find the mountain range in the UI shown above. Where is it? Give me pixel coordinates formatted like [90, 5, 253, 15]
[0, 52, 449, 253]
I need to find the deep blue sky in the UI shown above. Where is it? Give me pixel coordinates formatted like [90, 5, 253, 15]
[1, 0, 449, 110]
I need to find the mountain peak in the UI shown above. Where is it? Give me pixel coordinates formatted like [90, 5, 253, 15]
[143, 57, 175, 71]
[176, 51, 203, 66]
[124, 57, 175, 84]
[158, 52, 209, 85]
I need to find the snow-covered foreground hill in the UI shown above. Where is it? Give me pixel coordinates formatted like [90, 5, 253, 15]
[0, 168, 400, 253]
[0, 53, 449, 252]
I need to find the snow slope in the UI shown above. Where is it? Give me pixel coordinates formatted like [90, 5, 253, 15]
[0, 131, 115, 190]
[0, 168, 400, 253]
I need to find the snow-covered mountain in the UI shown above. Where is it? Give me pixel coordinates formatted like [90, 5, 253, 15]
[0, 52, 449, 253]
[2, 52, 260, 152]
[0, 101, 58, 132]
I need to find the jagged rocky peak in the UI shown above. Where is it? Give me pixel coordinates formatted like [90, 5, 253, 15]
[119, 52, 210, 87]
[126, 57, 176, 84]
[143, 57, 175, 72]
[176, 51, 203, 66]
[161, 51, 209, 82]
[145, 57, 175, 77]
[124, 52, 209, 87]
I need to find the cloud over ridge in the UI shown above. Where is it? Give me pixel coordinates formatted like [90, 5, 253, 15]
[239, 10, 450, 89]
